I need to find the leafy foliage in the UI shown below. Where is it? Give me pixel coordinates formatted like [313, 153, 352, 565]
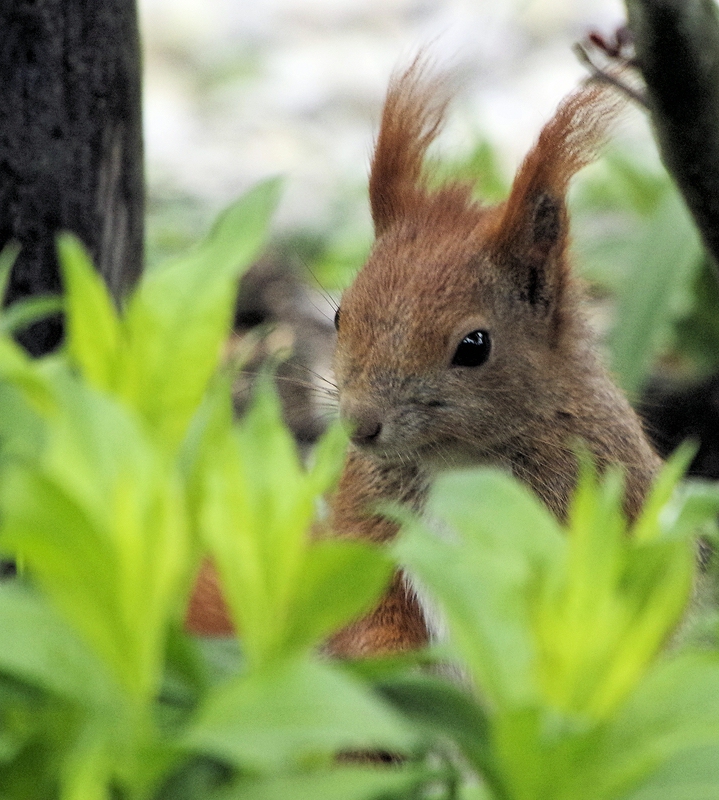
[572, 149, 715, 393]
[394, 459, 719, 800]
[0, 178, 717, 799]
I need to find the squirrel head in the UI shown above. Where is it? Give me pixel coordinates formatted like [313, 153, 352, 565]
[334, 57, 625, 469]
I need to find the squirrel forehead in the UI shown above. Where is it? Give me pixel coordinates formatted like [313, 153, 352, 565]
[337, 225, 501, 370]
[343, 215, 499, 322]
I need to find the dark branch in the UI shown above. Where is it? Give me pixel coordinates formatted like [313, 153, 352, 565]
[625, 0, 719, 277]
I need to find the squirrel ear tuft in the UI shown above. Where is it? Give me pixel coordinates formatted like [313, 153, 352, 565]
[492, 81, 625, 308]
[369, 55, 451, 236]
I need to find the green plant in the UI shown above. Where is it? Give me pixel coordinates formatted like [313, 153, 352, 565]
[0, 180, 416, 798]
[571, 149, 717, 394]
[388, 452, 719, 799]
[0, 178, 718, 800]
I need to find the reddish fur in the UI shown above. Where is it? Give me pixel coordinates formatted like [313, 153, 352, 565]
[329, 58, 661, 657]
[186, 559, 234, 636]
[185, 61, 658, 652]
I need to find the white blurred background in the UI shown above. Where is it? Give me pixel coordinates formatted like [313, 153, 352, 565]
[137, 0, 630, 247]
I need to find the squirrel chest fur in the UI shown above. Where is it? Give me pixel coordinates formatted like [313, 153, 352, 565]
[328, 60, 662, 658]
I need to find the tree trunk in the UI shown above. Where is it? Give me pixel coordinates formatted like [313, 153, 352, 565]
[0, 0, 144, 356]
[626, 0, 719, 278]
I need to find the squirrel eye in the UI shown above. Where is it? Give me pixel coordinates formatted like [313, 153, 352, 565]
[334, 307, 341, 331]
[452, 329, 491, 367]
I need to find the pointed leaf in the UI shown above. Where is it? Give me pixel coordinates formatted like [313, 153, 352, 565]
[0, 296, 63, 336]
[284, 540, 394, 653]
[58, 234, 120, 391]
[395, 469, 563, 709]
[119, 179, 281, 449]
[609, 191, 702, 396]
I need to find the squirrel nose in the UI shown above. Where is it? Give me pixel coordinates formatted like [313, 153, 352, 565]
[344, 407, 383, 446]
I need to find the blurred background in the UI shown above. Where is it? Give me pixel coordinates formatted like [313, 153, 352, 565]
[139, 0, 629, 258]
[137, 0, 719, 472]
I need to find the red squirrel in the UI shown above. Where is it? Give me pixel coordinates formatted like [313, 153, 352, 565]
[185, 58, 661, 645]
[327, 58, 661, 658]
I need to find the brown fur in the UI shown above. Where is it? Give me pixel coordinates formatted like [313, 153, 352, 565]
[329, 58, 661, 657]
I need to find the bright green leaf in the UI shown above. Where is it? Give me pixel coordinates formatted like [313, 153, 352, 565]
[187, 657, 416, 771]
[58, 234, 120, 392]
[284, 540, 394, 653]
[395, 469, 563, 710]
[0, 583, 115, 709]
[118, 179, 281, 449]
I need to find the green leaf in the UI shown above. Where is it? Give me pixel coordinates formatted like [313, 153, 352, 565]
[0, 336, 56, 416]
[118, 178, 281, 449]
[220, 765, 431, 800]
[0, 582, 115, 708]
[394, 469, 563, 709]
[199, 376, 349, 665]
[0, 381, 45, 465]
[0, 296, 63, 337]
[585, 652, 719, 800]
[0, 376, 191, 703]
[284, 540, 394, 653]
[671, 256, 719, 376]
[376, 673, 501, 790]
[58, 234, 121, 392]
[609, 190, 702, 397]
[187, 657, 416, 771]
[631, 442, 697, 543]
[533, 458, 695, 720]
[307, 418, 348, 496]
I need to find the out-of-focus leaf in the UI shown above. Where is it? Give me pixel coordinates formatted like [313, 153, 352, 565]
[573, 150, 668, 218]
[393, 456, 714, 798]
[58, 234, 120, 392]
[609, 190, 702, 397]
[430, 138, 510, 203]
[376, 673, 501, 790]
[490, 653, 719, 800]
[589, 652, 719, 800]
[283, 540, 393, 653]
[0, 382, 45, 465]
[0, 337, 56, 415]
[187, 657, 416, 771]
[307, 418, 348, 496]
[0, 583, 115, 709]
[534, 456, 695, 720]
[199, 375, 352, 666]
[394, 469, 563, 710]
[632, 442, 698, 543]
[219, 765, 431, 800]
[0, 296, 63, 337]
[0, 376, 191, 703]
[0, 688, 80, 800]
[672, 257, 719, 375]
[118, 178, 281, 450]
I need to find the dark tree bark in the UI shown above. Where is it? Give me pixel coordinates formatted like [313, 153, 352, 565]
[0, 0, 144, 356]
[623, 1, 719, 479]
[626, 0, 719, 278]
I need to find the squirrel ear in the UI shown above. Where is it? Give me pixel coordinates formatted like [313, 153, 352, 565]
[491, 80, 624, 309]
[369, 56, 450, 236]
[504, 189, 567, 309]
